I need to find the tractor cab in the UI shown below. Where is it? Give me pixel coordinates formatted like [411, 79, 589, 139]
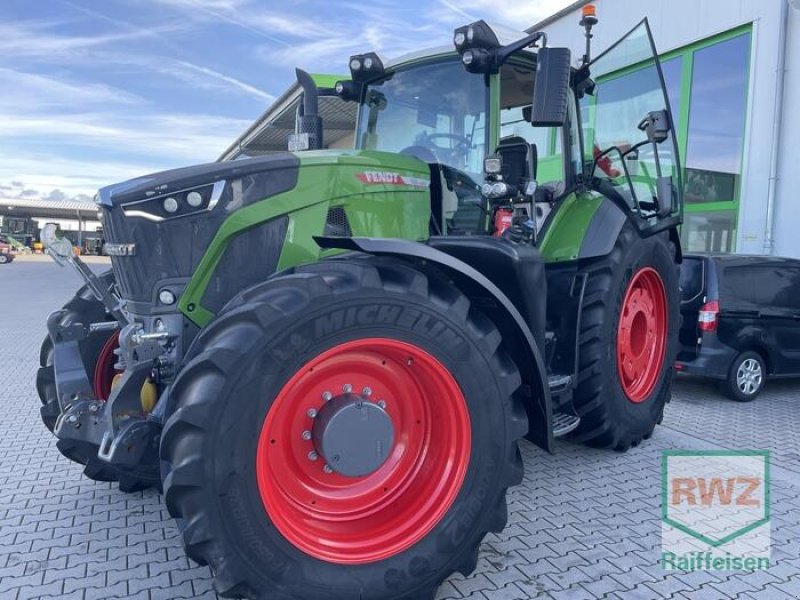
[322, 16, 681, 247]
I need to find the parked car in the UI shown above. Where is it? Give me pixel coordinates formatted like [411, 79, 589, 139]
[0, 242, 14, 264]
[675, 253, 800, 400]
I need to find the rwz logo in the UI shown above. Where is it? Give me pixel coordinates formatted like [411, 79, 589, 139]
[661, 451, 770, 570]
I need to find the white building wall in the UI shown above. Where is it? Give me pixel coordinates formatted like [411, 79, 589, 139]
[537, 0, 795, 256]
[773, 2, 800, 258]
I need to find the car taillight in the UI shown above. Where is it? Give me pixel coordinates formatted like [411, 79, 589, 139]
[698, 300, 719, 332]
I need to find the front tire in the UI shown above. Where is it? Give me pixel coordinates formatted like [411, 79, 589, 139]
[571, 222, 680, 451]
[723, 351, 765, 401]
[161, 258, 526, 599]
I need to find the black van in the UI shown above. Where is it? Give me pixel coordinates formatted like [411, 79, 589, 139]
[675, 254, 800, 401]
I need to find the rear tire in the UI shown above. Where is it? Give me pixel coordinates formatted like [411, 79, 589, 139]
[161, 258, 526, 599]
[723, 351, 765, 402]
[571, 222, 680, 451]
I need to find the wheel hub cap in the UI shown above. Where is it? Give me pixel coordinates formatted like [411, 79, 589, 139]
[312, 393, 394, 477]
[737, 359, 762, 394]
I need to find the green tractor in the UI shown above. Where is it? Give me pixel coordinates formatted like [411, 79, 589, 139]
[37, 12, 681, 600]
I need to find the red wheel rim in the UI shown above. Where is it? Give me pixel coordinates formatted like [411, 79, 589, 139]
[256, 338, 471, 564]
[93, 331, 120, 401]
[616, 267, 667, 403]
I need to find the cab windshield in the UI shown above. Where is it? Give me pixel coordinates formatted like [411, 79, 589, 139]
[355, 58, 488, 179]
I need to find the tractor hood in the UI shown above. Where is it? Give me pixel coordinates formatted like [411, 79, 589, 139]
[97, 149, 432, 311]
[96, 153, 300, 207]
[96, 150, 430, 208]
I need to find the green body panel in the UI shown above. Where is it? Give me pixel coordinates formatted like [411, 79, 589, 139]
[310, 74, 345, 89]
[538, 192, 603, 263]
[178, 150, 431, 327]
[537, 155, 563, 183]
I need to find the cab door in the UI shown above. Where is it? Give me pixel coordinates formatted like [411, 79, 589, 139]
[581, 19, 682, 233]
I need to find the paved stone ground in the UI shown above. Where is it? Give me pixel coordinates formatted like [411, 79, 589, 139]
[1, 257, 799, 599]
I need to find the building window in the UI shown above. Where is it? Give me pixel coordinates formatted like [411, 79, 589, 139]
[660, 57, 682, 122]
[682, 211, 737, 253]
[684, 33, 751, 205]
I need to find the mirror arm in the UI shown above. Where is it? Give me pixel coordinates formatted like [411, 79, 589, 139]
[494, 31, 547, 68]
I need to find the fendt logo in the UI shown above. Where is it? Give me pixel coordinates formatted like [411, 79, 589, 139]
[356, 171, 429, 188]
[661, 451, 770, 570]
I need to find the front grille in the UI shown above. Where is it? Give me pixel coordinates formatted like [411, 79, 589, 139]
[200, 217, 288, 313]
[103, 204, 228, 303]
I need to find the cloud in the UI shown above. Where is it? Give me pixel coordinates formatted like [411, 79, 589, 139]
[1, 111, 251, 162]
[0, 154, 167, 199]
[145, 0, 292, 45]
[42, 189, 69, 202]
[0, 68, 144, 109]
[0, 20, 183, 59]
[172, 61, 274, 101]
[436, 0, 575, 28]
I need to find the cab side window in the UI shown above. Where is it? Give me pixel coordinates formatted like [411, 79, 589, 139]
[499, 63, 563, 183]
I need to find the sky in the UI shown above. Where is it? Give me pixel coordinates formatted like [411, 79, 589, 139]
[0, 0, 573, 201]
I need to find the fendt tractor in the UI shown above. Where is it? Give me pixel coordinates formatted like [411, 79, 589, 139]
[36, 8, 682, 600]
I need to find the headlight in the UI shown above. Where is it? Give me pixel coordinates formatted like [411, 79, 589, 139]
[186, 191, 203, 207]
[163, 197, 179, 213]
[121, 180, 225, 222]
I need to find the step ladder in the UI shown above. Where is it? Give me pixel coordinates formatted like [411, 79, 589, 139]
[547, 373, 581, 437]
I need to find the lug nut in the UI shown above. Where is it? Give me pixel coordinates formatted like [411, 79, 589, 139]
[302, 430, 312, 441]
[342, 384, 352, 393]
[307, 408, 317, 418]
[377, 400, 387, 409]
[323, 464, 333, 474]
[66, 415, 78, 424]
[322, 391, 333, 401]
[362, 387, 372, 397]
[308, 451, 318, 461]
[88, 403, 100, 413]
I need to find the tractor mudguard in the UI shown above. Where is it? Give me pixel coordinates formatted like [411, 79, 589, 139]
[578, 197, 628, 260]
[315, 235, 554, 452]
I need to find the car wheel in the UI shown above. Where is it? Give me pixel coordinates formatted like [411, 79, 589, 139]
[724, 351, 766, 401]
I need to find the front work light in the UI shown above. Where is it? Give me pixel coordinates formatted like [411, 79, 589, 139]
[484, 155, 503, 175]
[452, 20, 501, 52]
[349, 52, 385, 83]
[335, 80, 362, 102]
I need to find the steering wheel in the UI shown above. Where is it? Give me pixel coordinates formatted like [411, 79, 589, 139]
[422, 132, 472, 155]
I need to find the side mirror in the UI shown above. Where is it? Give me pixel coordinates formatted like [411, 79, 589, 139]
[531, 47, 572, 126]
[40, 223, 73, 266]
[638, 110, 670, 144]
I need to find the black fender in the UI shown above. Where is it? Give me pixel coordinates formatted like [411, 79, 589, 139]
[578, 197, 627, 260]
[316, 236, 554, 452]
[579, 194, 683, 262]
